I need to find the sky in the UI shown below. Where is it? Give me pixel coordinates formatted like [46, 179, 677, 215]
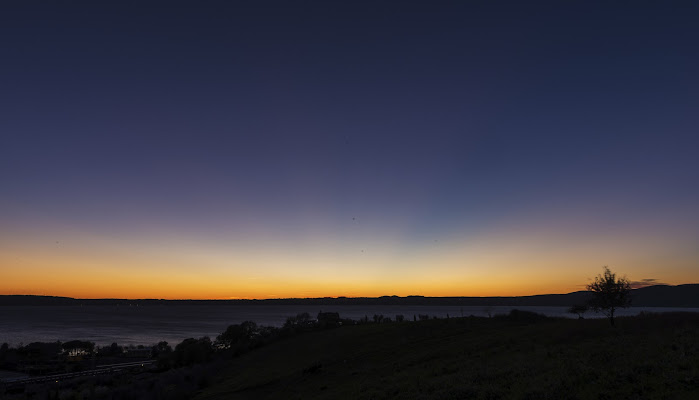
[1, 1, 698, 299]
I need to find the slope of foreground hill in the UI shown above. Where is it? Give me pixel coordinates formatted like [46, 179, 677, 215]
[196, 312, 699, 400]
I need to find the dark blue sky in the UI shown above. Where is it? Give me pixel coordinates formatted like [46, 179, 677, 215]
[1, 1, 698, 298]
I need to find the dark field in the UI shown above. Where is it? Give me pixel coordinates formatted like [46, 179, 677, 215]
[197, 312, 699, 400]
[3, 312, 698, 399]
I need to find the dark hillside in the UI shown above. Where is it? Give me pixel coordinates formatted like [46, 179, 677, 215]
[196, 312, 699, 399]
[631, 284, 699, 307]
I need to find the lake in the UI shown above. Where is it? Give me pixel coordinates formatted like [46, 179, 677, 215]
[2, 305, 697, 347]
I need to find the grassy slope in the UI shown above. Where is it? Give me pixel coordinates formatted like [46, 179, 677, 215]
[196, 313, 699, 400]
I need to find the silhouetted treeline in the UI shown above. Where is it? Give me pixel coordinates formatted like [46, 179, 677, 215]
[5, 310, 698, 400]
[1, 309, 551, 378]
[2, 309, 408, 399]
[2, 284, 699, 307]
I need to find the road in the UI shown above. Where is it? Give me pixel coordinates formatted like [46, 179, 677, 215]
[0, 360, 155, 389]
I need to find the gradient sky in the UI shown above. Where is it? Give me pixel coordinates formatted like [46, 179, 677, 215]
[1, 1, 698, 299]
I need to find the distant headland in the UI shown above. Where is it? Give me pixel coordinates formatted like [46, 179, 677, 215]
[2, 284, 698, 307]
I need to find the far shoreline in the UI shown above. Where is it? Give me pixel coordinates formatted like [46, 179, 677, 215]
[2, 284, 699, 307]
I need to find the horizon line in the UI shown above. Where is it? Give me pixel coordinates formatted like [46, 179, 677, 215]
[2, 283, 694, 301]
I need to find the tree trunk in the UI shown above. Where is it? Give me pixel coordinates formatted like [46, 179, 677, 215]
[609, 307, 615, 326]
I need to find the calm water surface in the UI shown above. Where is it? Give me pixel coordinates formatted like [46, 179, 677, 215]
[1, 305, 697, 347]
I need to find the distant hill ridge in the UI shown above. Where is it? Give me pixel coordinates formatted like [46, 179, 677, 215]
[2, 284, 698, 307]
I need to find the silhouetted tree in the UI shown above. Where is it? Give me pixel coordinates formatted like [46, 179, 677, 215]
[98, 342, 123, 356]
[152, 341, 171, 358]
[283, 313, 312, 330]
[216, 321, 258, 349]
[174, 337, 213, 366]
[317, 312, 341, 327]
[586, 266, 631, 326]
[20, 341, 62, 363]
[156, 341, 175, 370]
[568, 304, 589, 319]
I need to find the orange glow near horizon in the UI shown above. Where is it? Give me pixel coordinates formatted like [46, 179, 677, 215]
[2, 220, 697, 300]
